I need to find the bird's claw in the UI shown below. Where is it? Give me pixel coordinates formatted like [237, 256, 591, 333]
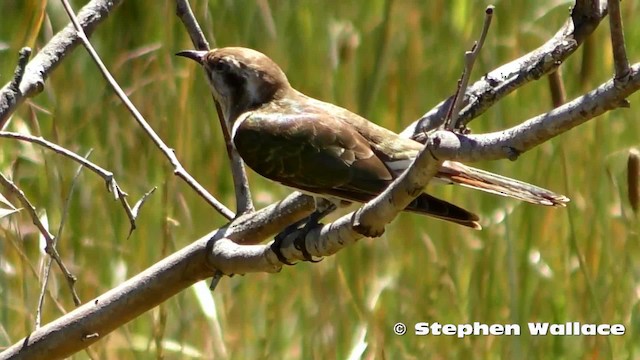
[272, 215, 325, 264]
[271, 231, 296, 265]
[293, 227, 322, 263]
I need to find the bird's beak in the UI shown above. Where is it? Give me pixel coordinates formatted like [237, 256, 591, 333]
[175, 50, 208, 64]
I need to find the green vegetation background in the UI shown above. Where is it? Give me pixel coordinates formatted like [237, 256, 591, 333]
[1, 0, 639, 358]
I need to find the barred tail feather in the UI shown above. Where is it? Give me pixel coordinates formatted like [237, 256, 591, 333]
[437, 161, 570, 207]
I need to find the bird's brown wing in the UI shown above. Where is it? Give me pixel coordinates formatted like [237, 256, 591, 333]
[232, 109, 480, 228]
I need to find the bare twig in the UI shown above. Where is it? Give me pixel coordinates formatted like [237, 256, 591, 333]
[0, 190, 316, 359]
[0, 173, 81, 306]
[402, 1, 608, 140]
[130, 187, 158, 220]
[0, 131, 143, 232]
[58, 0, 234, 220]
[176, 0, 255, 215]
[445, 5, 494, 131]
[175, 0, 210, 51]
[0, 0, 124, 128]
[423, 63, 640, 163]
[215, 103, 255, 215]
[36, 150, 90, 328]
[607, 0, 630, 81]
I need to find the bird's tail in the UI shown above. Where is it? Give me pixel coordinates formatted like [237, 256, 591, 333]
[436, 161, 570, 206]
[406, 193, 482, 229]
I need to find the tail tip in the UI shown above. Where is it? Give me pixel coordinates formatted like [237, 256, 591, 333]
[543, 194, 570, 207]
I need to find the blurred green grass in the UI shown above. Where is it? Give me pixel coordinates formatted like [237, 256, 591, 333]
[1, 0, 639, 359]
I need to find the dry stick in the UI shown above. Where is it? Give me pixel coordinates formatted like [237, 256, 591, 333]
[131, 187, 157, 219]
[607, 0, 630, 81]
[445, 5, 494, 131]
[427, 63, 640, 163]
[0, 173, 81, 307]
[58, 0, 234, 221]
[175, 0, 255, 215]
[0, 47, 32, 130]
[4, 225, 69, 313]
[175, 0, 210, 51]
[0, 0, 124, 128]
[0, 131, 143, 232]
[35, 150, 90, 329]
[403, 1, 608, 140]
[214, 103, 255, 215]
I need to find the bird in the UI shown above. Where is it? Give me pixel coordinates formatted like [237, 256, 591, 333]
[177, 47, 569, 231]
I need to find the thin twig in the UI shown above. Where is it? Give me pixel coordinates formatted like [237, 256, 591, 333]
[444, 5, 494, 131]
[175, 0, 210, 51]
[176, 0, 255, 215]
[36, 150, 91, 327]
[0, 131, 143, 232]
[0, 0, 124, 129]
[59, 0, 234, 220]
[0, 173, 81, 306]
[607, 0, 630, 81]
[402, 2, 608, 140]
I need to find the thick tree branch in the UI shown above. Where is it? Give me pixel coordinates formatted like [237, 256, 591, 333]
[425, 63, 639, 163]
[0, 0, 124, 128]
[0, 190, 315, 359]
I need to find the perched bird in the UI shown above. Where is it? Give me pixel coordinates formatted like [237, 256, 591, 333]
[177, 47, 568, 230]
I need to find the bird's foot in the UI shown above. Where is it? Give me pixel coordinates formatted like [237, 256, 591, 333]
[292, 218, 323, 263]
[271, 223, 298, 265]
[272, 205, 335, 264]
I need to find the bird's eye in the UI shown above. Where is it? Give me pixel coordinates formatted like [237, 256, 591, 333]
[212, 60, 230, 73]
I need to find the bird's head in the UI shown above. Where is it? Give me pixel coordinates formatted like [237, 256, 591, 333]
[177, 47, 291, 123]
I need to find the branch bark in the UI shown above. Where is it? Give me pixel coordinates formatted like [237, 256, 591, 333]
[426, 63, 639, 163]
[0, 0, 124, 128]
